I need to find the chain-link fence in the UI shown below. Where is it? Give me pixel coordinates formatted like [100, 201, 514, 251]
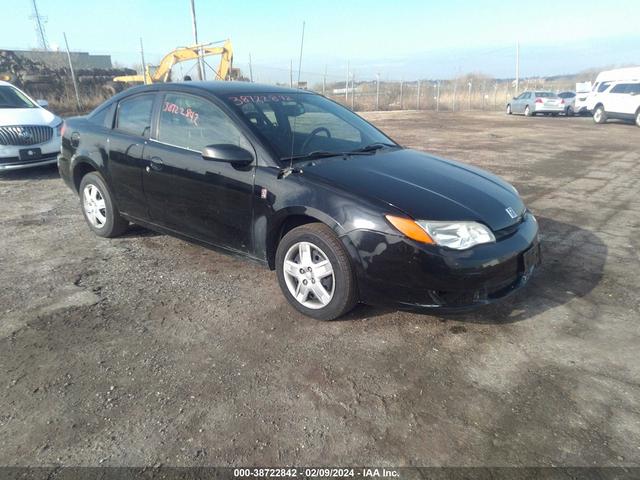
[2, 47, 580, 115]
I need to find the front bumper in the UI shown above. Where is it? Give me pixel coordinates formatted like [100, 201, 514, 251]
[0, 138, 61, 171]
[345, 212, 540, 311]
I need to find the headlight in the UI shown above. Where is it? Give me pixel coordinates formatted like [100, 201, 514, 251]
[54, 121, 63, 137]
[385, 215, 495, 250]
[416, 221, 495, 250]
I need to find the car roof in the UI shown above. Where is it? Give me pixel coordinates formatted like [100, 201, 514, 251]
[116, 81, 308, 99]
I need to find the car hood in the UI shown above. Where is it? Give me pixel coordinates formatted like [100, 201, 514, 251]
[0, 107, 59, 127]
[303, 148, 526, 231]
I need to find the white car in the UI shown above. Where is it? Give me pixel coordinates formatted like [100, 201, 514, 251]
[591, 81, 640, 127]
[506, 91, 564, 116]
[0, 80, 62, 171]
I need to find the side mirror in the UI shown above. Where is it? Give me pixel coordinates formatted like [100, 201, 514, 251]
[202, 144, 254, 166]
[513, 97, 518, 100]
[36, 99, 49, 108]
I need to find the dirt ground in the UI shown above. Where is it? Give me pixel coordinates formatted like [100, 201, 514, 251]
[0, 111, 639, 467]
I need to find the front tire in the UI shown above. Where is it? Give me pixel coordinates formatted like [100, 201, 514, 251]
[79, 172, 128, 238]
[524, 105, 532, 117]
[593, 105, 607, 124]
[566, 106, 574, 117]
[506, 104, 512, 115]
[635, 109, 640, 127]
[276, 223, 358, 320]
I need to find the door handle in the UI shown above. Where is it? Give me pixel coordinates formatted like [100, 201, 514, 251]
[148, 156, 164, 172]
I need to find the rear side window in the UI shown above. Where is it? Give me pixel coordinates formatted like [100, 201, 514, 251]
[629, 84, 640, 94]
[157, 92, 249, 152]
[88, 104, 114, 128]
[610, 84, 628, 93]
[116, 94, 155, 137]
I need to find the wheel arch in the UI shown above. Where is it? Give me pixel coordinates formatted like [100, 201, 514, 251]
[71, 157, 101, 193]
[266, 207, 343, 270]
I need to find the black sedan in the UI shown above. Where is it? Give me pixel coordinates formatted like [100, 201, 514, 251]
[58, 82, 540, 320]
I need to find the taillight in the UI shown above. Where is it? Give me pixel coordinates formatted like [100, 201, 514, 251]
[535, 98, 543, 104]
[560, 98, 565, 104]
[60, 121, 66, 137]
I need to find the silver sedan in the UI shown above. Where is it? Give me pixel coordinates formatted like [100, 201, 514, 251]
[507, 91, 565, 117]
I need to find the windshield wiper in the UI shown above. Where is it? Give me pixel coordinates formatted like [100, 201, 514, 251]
[281, 150, 377, 163]
[280, 150, 343, 163]
[280, 143, 400, 164]
[349, 142, 399, 153]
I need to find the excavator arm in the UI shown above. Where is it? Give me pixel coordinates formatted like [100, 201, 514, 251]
[113, 39, 234, 84]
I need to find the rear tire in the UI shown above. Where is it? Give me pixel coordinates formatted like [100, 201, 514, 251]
[566, 106, 574, 117]
[79, 172, 128, 238]
[635, 109, 640, 127]
[593, 105, 607, 124]
[276, 223, 358, 320]
[506, 104, 512, 115]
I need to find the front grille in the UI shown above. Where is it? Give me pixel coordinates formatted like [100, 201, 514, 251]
[0, 125, 53, 146]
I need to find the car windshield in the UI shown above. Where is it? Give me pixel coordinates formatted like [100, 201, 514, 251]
[0, 86, 37, 108]
[535, 92, 557, 98]
[223, 92, 397, 161]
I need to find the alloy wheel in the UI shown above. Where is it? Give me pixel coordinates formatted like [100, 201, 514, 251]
[82, 183, 107, 228]
[282, 241, 335, 309]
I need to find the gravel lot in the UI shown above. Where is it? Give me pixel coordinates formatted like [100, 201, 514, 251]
[0, 111, 639, 467]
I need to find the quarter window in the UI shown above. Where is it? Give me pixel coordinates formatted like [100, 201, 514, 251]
[88, 104, 114, 128]
[116, 94, 154, 136]
[157, 93, 249, 152]
[611, 83, 631, 93]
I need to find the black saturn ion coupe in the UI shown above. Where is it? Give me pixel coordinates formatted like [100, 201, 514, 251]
[58, 82, 540, 320]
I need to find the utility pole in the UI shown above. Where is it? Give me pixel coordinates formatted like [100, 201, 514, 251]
[436, 81, 440, 112]
[139, 38, 147, 85]
[468, 81, 472, 111]
[452, 81, 457, 112]
[322, 65, 327, 95]
[376, 73, 380, 111]
[345, 61, 349, 103]
[289, 59, 293, 87]
[30, 0, 49, 50]
[400, 79, 403, 110]
[515, 40, 520, 94]
[189, 0, 205, 81]
[63, 32, 81, 111]
[249, 53, 253, 82]
[417, 80, 421, 110]
[351, 72, 355, 110]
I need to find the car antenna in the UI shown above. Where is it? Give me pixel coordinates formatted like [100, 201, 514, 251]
[279, 21, 306, 180]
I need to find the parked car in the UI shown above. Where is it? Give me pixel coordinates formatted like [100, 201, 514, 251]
[506, 91, 564, 116]
[574, 82, 592, 115]
[591, 81, 640, 126]
[557, 91, 576, 116]
[58, 82, 540, 320]
[584, 67, 640, 115]
[0, 80, 62, 172]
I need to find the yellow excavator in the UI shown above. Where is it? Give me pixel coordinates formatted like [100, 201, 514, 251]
[113, 39, 234, 85]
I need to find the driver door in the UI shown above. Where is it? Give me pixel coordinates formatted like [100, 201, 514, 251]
[142, 92, 256, 253]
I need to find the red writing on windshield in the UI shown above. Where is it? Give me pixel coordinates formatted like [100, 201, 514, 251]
[228, 94, 294, 106]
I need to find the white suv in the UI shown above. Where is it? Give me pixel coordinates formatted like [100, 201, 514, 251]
[591, 81, 640, 127]
[0, 81, 63, 171]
